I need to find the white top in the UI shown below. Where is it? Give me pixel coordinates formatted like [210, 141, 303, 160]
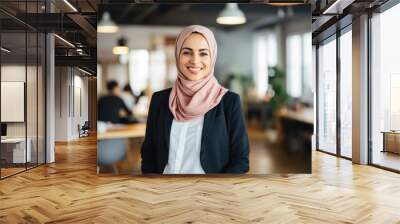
[163, 115, 205, 174]
[120, 92, 135, 110]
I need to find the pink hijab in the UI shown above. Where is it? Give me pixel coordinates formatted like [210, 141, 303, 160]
[169, 25, 228, 121]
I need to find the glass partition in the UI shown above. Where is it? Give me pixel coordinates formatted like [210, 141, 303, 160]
[0, 1, 46, 179]
[317, 37, 337, 154]
[1, 31, 28, 177]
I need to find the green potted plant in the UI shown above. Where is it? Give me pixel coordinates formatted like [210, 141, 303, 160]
[268, 66, 290, 123]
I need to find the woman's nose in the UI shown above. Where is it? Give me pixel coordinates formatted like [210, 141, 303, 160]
[190, 53, 200, 63]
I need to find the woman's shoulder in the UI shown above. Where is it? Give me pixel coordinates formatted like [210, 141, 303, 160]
[151, 88, 172, 101]
[222, 90, 241, 104]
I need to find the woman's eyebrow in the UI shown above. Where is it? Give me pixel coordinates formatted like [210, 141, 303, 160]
[181, 47, 209, 52]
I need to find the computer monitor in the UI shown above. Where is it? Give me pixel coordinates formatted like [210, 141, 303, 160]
[1, 123, 7, 137]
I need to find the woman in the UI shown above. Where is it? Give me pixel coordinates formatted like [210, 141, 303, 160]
[141, 25, 249, 174]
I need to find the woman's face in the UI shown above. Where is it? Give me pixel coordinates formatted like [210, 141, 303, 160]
[178, 33, 212, 81]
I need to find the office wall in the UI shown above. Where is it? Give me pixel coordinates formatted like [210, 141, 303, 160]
[72, 74, 89, 137]
[55, 67, 89, 141]
[214, 29, 253, 79]
[55, 67, 69, 141]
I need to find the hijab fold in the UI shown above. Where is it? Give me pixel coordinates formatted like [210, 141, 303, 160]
[169, 25, 227, 121]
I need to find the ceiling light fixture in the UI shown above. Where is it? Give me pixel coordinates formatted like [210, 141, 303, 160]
[76, 48, 85, 55]
[216, 3, 247, 25]
[266, 0, 304, 6]
[63, 0, 78, 12]
[78, 67, 93, 76]
[98, 12, 118, 33]
[113, 37, 129, 55]
[54, 34, 75, 48]
[1, 47, 11, 53]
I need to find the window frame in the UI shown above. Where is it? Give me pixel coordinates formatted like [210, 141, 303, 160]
[314, 22, 353, 160]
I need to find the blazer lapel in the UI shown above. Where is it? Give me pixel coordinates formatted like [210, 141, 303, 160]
[163, 107, 173, 157]
[200, 108, 214, 158]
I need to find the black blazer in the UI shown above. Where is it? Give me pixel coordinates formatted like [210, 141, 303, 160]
[141, 88, 249, 174]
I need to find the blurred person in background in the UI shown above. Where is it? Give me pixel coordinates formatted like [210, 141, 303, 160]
[141, 25, 249, 174]
[121, 83, 136, 111]
[98, 80, 134, 124]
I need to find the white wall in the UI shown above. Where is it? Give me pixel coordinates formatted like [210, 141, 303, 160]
[54, 67, 89, 141]
[55, 67, 69, 141]
[214, 28, 254, 79]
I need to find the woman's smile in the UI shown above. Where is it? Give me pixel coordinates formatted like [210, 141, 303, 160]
[186, 66, 203, 74]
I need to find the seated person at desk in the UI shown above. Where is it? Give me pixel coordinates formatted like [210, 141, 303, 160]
[120, 83, 136, 112]
[98, 81, 135, 124]
[141, 25, 249, 174]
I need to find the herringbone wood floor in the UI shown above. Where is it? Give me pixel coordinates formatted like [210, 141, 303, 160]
[1, 135, 400, 223]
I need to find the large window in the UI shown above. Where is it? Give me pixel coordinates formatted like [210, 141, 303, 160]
[371, 3, 400, 171]
[286, 35, 302, 98]
[317, 37, 337, 154]
[129, 48, 169, 95]
[339, 29, 352, 158]
[286, 32, 312, 102]
[254, 31, 277, 97]
[129, 49, 149, 96]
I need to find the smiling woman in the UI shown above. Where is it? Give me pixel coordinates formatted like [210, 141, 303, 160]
[140, 25, 250, 174]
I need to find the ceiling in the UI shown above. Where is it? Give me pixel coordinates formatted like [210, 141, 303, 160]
[97, 3, 309, 62]
[311, 0, 390, 43]
[0, 0, 98, 73]
[99, 3, 309, 28]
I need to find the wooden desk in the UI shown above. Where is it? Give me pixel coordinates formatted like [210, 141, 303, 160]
[97, 123, 146, 140]
[280, 108, 314, 125]
[278, 108, 314, 173]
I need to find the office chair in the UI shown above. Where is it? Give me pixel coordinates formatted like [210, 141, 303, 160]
[97, 139, 126, 174]
[78, 121, 90, 138]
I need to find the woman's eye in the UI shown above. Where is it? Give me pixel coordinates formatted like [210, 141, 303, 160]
[200, 52, 208, 56]
[182, 51, 190, 55]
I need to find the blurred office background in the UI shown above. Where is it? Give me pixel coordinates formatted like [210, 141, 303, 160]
[97, 3, 312, 174]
